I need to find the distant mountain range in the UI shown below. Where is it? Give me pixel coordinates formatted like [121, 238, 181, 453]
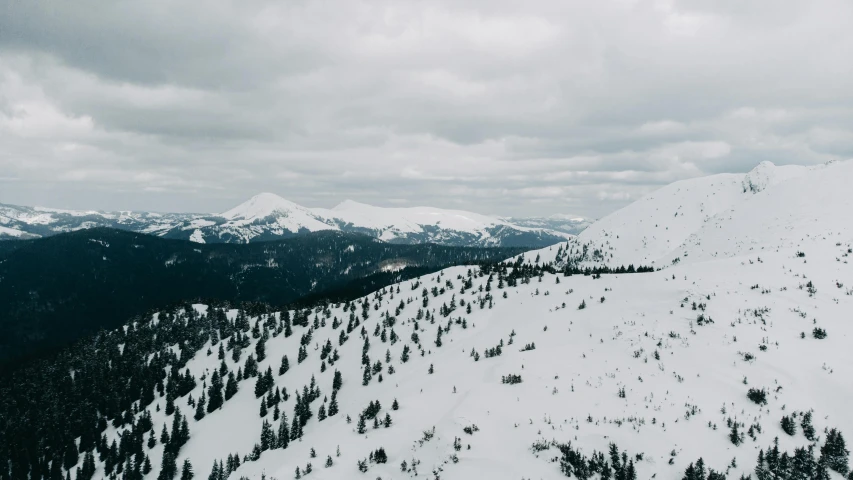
[0, 193, 585, 247]
[500, 214, 593, 235]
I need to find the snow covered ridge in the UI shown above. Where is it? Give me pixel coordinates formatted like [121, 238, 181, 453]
[521, 160, 844, 269]
[0, 194, 571, 248]
[6, 239, 851, 480]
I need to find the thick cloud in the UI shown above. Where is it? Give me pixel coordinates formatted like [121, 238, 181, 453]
[1, 0, 851, 218]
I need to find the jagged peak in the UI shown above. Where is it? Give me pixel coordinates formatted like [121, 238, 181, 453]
[742, 161, 809, 194]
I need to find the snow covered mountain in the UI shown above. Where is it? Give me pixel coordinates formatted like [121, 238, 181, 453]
[3, 159, 852, 480]
[501, 213, 594, 235]
[0, 194, 571, 248]
[526, 161, 826, 268]
[0, 203, 198, 241]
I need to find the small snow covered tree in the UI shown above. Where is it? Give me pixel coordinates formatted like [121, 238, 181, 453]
[781, 415, 796, 436]
[279, 355, 290, 375]
[357, 414, 367, 434]
[801, 411, 816, 441]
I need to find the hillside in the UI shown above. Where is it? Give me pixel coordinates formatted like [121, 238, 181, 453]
[2, 244, 850, 480]
[658, 161, 852, 266]
[0, 229, 524, 368]
[1, 160, 851, 480]
[0, 194, 572, 248]
[532, 162, 818, 268]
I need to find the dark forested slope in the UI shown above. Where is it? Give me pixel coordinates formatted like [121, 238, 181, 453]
[0, 228, 524, 368]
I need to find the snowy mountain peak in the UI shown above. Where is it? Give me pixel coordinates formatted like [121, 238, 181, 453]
[331, 199, 371, 212]
[219, 193, 309, 221]
[741, 161, 810, 194]
[523, 159, 848, 269]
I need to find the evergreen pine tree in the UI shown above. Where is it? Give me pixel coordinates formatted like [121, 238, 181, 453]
[165, 389, 175, 416]
[328, 391, 339, 417]
[206, 461, 219, 480]
[801, 411, 816, 441]
[255, 337, 266, 362]
[180, 459, 193, 480]
[277, 414, 290, 449]
[357, 414, 367, 434]
[194, 397, 205, 421]
[160, 424, 170, 446]
[224, 372, 238, 401]
[157, 451, 177, 480]
[781, 415, 796, 436]
[207, 371, 224, 412]
[332, 370, 342, 391]
[264, 368, 274, 394]
[260, 420, 274, 451]
[730, 423, 743, 446]
[821, 429, 850, 475]
[279, 355, 290, 375]
[290, 415, 301, 441]
[362, 365, 371, 386]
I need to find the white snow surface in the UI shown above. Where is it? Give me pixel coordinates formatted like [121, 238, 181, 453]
[79, 160, 853, 480]
[0, 225, 29, 238]
[524, 161, 828, 268]
[189, 229, 206, 244]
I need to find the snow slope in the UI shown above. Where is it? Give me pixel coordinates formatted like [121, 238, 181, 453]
[659, 161, 844, 266]
[71, 159, 853, 480]
[522, 161, 822, 268]
[81, 245, 853, 480]
[0, 224, 34, 239]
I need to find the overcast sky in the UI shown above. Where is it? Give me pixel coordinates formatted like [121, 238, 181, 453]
[1, 0, 852, 218]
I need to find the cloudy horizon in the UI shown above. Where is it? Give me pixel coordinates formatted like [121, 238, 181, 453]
[2, 0, 852, 219]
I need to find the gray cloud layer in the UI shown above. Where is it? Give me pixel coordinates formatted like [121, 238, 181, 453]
[1, 0, 852, 218]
